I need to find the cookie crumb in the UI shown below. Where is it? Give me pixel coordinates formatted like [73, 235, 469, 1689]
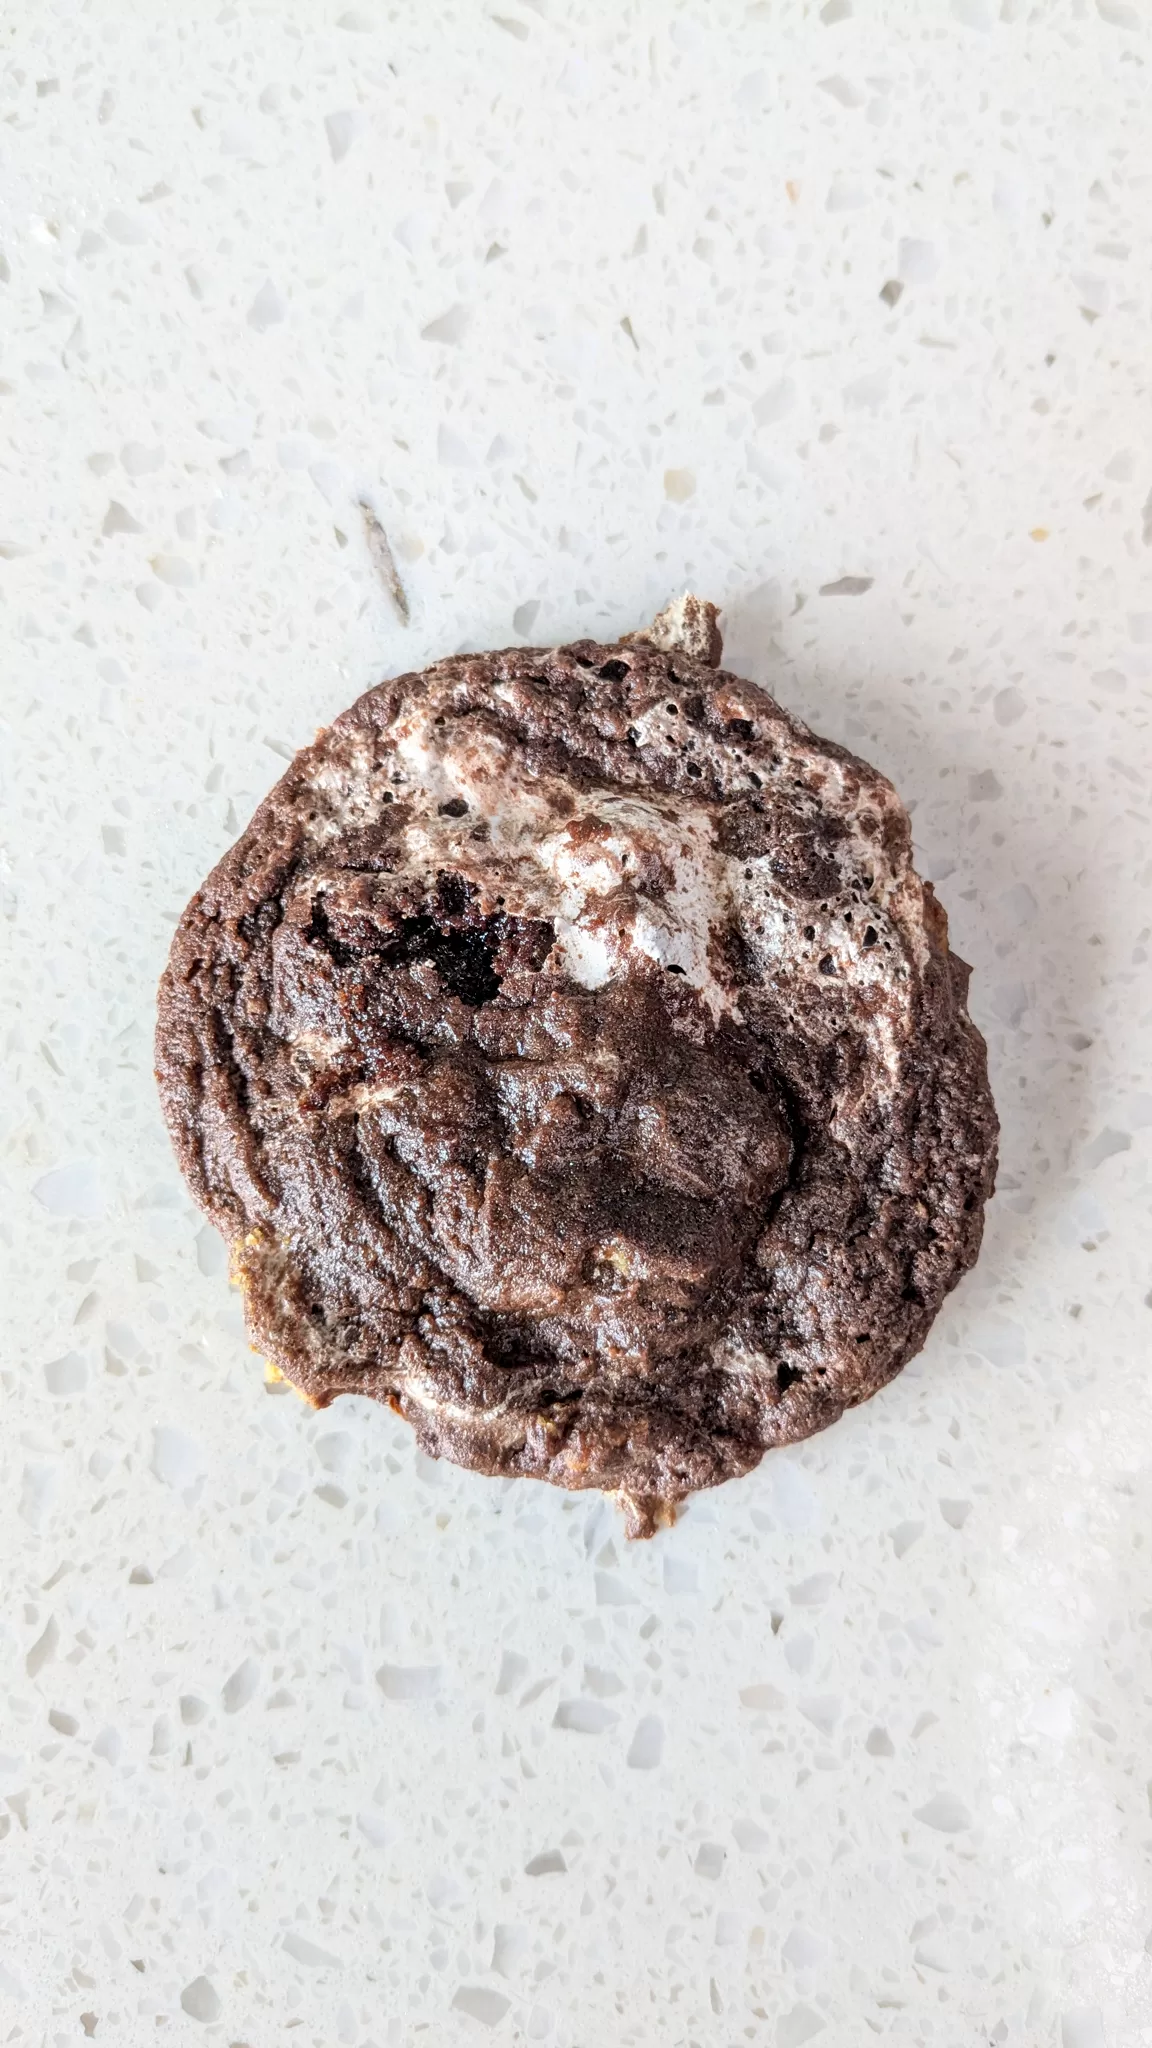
[359, 500, 410, 624]
[626, 591, 723, 667]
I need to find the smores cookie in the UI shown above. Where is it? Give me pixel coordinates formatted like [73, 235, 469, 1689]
[156, 597, 997, 1534]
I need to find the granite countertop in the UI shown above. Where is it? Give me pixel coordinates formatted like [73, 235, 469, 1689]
[3, 5, 1151, 2043]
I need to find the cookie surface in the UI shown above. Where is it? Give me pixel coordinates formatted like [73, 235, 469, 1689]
[156, 603, 997, 1533]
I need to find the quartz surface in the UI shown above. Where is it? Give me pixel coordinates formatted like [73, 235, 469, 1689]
[2, 5, 1151, 2043]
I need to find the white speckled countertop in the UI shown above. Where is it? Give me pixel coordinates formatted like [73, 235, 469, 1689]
[3, 5, 1152, 2043]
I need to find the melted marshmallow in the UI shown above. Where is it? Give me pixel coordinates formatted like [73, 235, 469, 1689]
[307, 688, 928, 1085]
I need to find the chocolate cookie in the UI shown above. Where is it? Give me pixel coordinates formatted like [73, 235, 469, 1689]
[156, 597, 997, 1534]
